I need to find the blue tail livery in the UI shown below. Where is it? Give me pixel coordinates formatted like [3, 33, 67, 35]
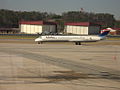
[99, 30, 110, 37]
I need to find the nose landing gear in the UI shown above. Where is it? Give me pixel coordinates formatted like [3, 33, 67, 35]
[75, 42, 81, 45]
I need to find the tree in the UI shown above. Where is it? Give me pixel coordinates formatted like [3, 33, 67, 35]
[0, 9, 118, 29]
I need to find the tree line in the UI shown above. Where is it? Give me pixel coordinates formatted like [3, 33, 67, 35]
[0, 9, 120, 29]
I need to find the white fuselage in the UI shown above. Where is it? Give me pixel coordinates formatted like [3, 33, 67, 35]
[35, 35, 103, 42]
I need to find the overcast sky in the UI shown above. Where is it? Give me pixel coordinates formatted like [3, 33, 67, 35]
[0, 0, 120, 19]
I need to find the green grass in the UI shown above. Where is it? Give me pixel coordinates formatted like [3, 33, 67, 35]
[107, 37, 120, 40]
[0, 35, 120, 40]
[0, 35, 38, 39]
[107, 35, 120, 40]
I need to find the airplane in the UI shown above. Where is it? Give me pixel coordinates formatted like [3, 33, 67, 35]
[35, 30, 110, 45]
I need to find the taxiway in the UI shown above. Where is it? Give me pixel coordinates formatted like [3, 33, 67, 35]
[0, 41, 120, 90]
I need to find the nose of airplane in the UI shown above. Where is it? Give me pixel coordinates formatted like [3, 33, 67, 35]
[35, 38, 42, 42]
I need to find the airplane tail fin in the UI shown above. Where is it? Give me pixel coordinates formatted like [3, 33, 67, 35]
[99, 30, 110, 37]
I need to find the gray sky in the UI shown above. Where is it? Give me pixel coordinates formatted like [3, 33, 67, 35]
[0, 0, 120, 19]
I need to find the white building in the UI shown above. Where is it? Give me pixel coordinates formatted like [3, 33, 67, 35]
[65, 22, 101, 35]
[19, 21, 57, 34]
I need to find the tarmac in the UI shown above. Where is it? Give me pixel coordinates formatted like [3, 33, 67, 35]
[0, 40, 120, 90]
